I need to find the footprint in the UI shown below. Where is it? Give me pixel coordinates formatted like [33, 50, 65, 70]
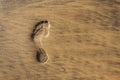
[31, 20, 51, 63]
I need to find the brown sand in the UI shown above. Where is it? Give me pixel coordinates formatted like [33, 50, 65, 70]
[0, 0, 120, 80]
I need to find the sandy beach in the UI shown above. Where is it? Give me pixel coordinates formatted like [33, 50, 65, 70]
[0, 0, 120, 80]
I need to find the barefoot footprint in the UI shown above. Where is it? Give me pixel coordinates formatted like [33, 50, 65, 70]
[31, 20, 51, 63]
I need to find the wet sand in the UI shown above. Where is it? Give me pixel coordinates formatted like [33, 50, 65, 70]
[0, 0, 120, 80]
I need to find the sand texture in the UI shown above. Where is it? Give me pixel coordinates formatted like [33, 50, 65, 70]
[0, 0, 120, 80]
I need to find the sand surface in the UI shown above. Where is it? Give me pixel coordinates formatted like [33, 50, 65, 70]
[0, 0, 120, 80]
